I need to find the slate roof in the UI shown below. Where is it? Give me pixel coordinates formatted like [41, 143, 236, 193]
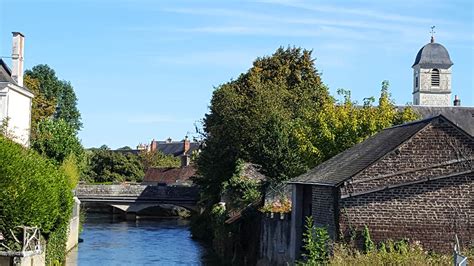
[113, 141, 200, 156]
[0, 59, 14, 83]
[412, 42, 453, 69]
[0, 59, 33, 97]
[289, 117, 439, 186]
[399, 106, 474, 136]
[142, 166, 197, 185]
[155, 141, 200, 156]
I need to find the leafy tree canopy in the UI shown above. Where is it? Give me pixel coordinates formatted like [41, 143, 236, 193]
[31, 118, 83, 165]
[24, 75, 56, 139]
[139, 150, 181, 171]
[25, 64, 82, 132]
[194, 46, 419, 208]
[86, 149, 144, 183]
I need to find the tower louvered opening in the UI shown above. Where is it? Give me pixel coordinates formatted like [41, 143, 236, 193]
[431, 69, 440, 87]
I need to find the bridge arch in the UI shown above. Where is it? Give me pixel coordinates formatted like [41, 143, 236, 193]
[82, 202, 127, 214]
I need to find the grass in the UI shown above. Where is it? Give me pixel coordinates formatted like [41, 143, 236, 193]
[329, 241, 473, 266]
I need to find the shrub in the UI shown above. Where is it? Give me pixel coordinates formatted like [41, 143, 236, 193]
[222, 160, 262, 210]
[0, 136, 73, 264]
[300, 216, 331, 265]
[60, 153, 80, 189]
[330, 240, 452, 265]
[362, 225, 375, 253]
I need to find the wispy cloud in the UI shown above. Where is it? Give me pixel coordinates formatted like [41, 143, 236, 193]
[257, 0, 448, 25]
[159, 4, 463, 45]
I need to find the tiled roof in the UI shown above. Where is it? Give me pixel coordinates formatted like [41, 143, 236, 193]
[143, 166, 197, 185]
[289, 117, 439, 186]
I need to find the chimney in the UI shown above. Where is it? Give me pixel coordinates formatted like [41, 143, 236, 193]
[183, 136, 190, 155]
[150, 139, 157, 152]
[180, 155, 190, 168]
[11, 32, 25, 87]
[453, 95, 461, 106]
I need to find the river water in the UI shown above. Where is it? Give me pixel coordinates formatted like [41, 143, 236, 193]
[66, 214, 217, 265]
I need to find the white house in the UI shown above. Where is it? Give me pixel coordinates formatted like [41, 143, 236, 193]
[0, 32, 34, 146]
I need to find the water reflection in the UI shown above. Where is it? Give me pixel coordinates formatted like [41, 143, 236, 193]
[66, 214, 217, 265]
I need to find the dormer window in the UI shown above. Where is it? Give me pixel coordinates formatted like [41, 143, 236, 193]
[431, 69, 440, 87]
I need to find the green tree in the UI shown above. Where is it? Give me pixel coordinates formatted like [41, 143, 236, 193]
[24, 75, 56, 139]
[55, 81, 82, 132]
[196, 47, 328, 203]
[192, 47, 419, 241]
[25, 64, 82, 132]
[24, 64, 62, 100]
[87, 149, 144, 183]
[31, 118, 83, 164]
[138, 150, 181, 172]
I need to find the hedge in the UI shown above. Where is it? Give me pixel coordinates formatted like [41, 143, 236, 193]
[0, 136, 73, 264]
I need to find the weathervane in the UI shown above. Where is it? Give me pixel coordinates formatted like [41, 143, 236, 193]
[430, 26, 436, 43]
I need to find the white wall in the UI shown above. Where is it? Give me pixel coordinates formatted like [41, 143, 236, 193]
[5, 85, 32, 146]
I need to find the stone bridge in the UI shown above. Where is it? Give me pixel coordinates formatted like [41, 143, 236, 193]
[76, 184, 200, 219]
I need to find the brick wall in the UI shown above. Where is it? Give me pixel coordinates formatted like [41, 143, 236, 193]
[341, 120, 473, 196]
[336, 119, 474, 252]
[339, 174, 473, 252]
[311, 185, 338, 239]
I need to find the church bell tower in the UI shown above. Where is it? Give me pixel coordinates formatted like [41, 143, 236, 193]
[412, 28, 453, 106]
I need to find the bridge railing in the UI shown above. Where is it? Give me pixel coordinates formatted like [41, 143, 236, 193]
[76, 184, 199, 201]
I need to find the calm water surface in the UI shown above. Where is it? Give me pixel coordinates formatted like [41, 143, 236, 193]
[67, 214, 217, 266]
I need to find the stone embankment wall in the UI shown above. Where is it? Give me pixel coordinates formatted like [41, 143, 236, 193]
[66, 197, 81, 252]
[0, 252, 45, 266]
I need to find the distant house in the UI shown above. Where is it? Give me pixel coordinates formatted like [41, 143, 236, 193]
[288, 115, 473, 258]
[0, 32, 33, 146]
[147, 137, 200, 156]
[119, 137, 199, 158]
[142, 166, 196, 186]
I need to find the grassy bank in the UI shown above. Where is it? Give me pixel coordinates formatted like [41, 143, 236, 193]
[329, 242, 472, 265]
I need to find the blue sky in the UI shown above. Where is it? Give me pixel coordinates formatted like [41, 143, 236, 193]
[1, 0, 473, 149]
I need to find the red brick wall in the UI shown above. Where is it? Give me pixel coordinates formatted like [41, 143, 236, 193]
[339, 174, 473, 252]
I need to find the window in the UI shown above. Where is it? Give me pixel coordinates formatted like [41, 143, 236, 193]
[415, 75, 419, 88]
[431, 69, 440, 87]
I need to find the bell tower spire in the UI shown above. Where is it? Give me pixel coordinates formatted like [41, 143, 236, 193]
[430, 26, 436, 43]
[412, 29, 453, 106]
